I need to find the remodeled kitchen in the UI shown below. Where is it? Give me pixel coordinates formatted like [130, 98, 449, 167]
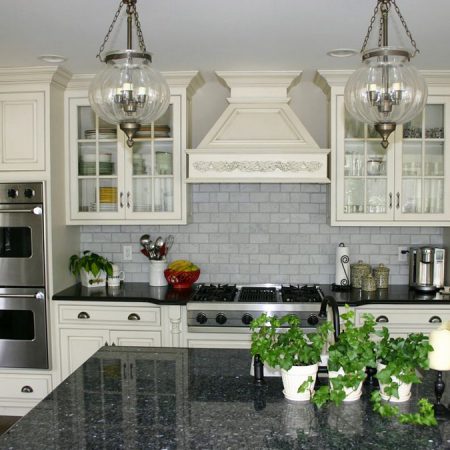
[0, 0, 450, 448]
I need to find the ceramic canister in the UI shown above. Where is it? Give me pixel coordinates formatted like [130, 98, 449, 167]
[350, 260, 371, 288]
[373, 263, 390, 289]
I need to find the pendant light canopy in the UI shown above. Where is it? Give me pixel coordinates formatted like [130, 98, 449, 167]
[344, 0, 427, 148]
[89, 0, 170, 148]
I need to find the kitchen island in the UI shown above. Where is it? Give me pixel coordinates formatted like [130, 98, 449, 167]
[1, 347, 449, 449]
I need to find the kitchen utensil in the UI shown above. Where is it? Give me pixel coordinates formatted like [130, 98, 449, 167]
[155, 236, 164, 259]
[140, 234, 151, 248]
[165, 235, 174, 255]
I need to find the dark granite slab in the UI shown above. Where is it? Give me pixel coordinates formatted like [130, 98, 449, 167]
[1, 346, 449, 449]
[53, 282, 450, 307]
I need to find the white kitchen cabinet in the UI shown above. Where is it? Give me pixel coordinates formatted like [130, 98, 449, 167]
[0, 91, 45, 171]
[355, 304, 450, 338]
[317, 70, 450, 226]
[65, 72, 202, 225]
[56, 302, 184, 381]
[186, 332, 251, 349]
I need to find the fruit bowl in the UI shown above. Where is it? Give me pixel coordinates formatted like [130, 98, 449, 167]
[164, 268, 200, 289]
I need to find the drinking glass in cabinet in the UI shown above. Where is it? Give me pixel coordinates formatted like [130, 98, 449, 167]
[424, 179, 444, 213]
[367, 179, 387, 213]
[401, 179, 421, 213]
[78, 179, 96, 212]
[344, 179, 364, 213]
[132, 143, 151, 175]
[133, 178, 152, 212]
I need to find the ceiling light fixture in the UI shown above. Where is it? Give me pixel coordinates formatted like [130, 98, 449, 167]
[344, 0, 427, 148]
[38, 54, 67, 64]
[327, 48, 358, 58]
[88, 0, 170, 148]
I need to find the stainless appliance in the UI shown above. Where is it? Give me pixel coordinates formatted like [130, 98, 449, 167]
[187, 284, 338, 335]
[409, 246, 446, 292]
[0, 183, 48, 368]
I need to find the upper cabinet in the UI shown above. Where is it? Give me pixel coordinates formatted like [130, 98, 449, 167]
[65, 72, 202, 225]
[317, 70, 450, 226]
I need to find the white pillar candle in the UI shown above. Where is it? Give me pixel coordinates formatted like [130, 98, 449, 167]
[428, 322, 450, 370]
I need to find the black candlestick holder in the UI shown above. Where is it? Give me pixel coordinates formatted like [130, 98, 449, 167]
[433, 370, 450, 420]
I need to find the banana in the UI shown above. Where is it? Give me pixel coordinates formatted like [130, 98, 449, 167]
[168, 259, 199, 272]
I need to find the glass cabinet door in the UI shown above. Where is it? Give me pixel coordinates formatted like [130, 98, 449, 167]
[398, 103, 446, 217]
[337, 96, 394, 221]
[71, 100, 124, 218]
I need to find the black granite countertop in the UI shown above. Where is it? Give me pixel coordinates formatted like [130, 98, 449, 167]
[53, 282, 450, 307]
[1, 347, 449, 449]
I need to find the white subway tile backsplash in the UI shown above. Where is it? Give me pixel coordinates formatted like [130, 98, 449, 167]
[80, 184, 444, 285]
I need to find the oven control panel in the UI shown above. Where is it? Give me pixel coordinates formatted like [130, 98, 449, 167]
[0, 183, 43, 203]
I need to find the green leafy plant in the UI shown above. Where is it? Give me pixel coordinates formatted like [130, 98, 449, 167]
[69, 250, 113, 284]
[313, 307, 376, 407]
[250, 313, 332, 371]
[371, 327, 437, 426]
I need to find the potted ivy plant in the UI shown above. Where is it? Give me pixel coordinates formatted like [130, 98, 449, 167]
[69, 250, 113, 288]
[313, 308, 376, 406]
[250, 313, 332, 401]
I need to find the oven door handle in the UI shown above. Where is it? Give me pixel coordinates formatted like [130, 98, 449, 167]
[0, 291, 45, 300]
[0, 206, 42, 215]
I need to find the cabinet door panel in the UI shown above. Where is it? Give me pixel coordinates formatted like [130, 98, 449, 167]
[111, 330, 162, 347]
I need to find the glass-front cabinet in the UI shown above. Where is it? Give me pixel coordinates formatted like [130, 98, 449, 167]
[65, 72, 200, 225]
[334, 95, 450, 225]
[67, 97, 181, 223]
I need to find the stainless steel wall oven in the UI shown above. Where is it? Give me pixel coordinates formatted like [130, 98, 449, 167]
[0, 182, 48, 369]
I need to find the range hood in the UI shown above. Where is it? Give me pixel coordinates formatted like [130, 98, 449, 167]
[186, 71, 330, 183]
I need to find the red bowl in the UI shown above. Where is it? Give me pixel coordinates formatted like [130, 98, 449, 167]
[164, 268, 200, 289]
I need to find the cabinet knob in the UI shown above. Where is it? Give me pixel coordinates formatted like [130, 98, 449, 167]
[21, 385, 33, 393]
[375, 315, 389, 323]
[77, 311, 90, 319]
[429, 316, 442, 324]
[128, 313, 141, 321]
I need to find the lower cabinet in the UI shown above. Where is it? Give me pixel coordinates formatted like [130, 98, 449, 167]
[56, 302, 184, 381]
[0, 372, 52, 416]
[355, 305, 450, 337]
[186, 332, 251, 349]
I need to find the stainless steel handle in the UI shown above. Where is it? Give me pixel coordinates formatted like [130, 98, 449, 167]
[429, 316, 442, 324]
[123, 363, 127, 380]
[130, 363, 134, 380]
[127, 191, 131, 208]
[0, 291, 44, 299]
[0, 207, 42, 214]
[128, 313, 141, 321]
[21, 385, 33, 393]
[375, 315, 389, 323]
[77, 311, 90, 319]
[389, 192, 393, 209]
[120, 192, 124, 208]
[396, 192, 400, 209]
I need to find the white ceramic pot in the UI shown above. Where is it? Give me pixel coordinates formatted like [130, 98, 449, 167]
[377, 362, 412, 402]
[80, 268, 107, 288]
[281, 363, 318, 401]
[328, 367, 363, 402]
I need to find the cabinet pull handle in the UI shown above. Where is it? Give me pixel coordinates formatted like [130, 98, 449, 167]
[123, 363, 127, 380]
[127, 191, 131, 208]
[389, 193, 393, 209]
[375, 315, 389, 323]
[130, 363, 134, 380]
[120, 192, 124, 208]
[429, 316, 442, 323]
[21, 385, 33, 393]
[77, 311, 90, 319]
[396, 192, 400, 209]
[111, 342, 116, 346]
[128, 313, 141, 321]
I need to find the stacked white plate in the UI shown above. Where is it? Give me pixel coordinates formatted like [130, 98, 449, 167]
[85, 128, 117, 140]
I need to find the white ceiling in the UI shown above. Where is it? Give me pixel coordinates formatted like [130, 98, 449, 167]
[2, 0, 450, 77]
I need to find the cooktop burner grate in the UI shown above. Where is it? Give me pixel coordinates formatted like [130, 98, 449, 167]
[190, 284, 237, 302]
[281, 285, 323, 303]
[238, 287, 277, 303]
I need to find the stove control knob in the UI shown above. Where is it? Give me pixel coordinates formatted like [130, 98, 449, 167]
[241, 313, 253, 325]
[307, 314, 319, 326]
[196, 313, 207, 324]
[7, 188, 18, 199]
[216, 313, 227, 325]
[24, 188, 35, 199]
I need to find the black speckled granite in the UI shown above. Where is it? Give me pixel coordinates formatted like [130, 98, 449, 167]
[53, 282, 450, 307]
[1, 347, 449, 449]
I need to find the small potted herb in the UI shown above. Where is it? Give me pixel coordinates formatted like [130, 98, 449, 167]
[313, 308, 376, 406]
[250, 313, 332, 401]
[69, 250, 113, 288]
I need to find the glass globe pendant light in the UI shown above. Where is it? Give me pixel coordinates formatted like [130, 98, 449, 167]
[89, 0, 170, 147]
[344, 0, 427, 149]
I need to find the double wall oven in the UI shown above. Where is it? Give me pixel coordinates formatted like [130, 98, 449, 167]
[0, 182, 48, 368]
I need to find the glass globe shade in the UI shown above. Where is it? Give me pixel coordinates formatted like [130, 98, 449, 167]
[88, 50, 170, 127]
[344, 47, 428, 125]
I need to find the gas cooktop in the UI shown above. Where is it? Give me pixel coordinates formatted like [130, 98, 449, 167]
[190, 284, 324, 303]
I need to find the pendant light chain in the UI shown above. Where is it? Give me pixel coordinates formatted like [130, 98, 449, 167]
[360, 0, 420, 56]
[95, 0, 147, 62]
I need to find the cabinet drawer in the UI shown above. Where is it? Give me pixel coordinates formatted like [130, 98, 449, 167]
[0, 374, 51, 400]
[58, 304, 161, 326]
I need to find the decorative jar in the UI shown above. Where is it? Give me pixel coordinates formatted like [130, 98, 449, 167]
[373, 263, 390, 289]
[350, 260, 371, 288]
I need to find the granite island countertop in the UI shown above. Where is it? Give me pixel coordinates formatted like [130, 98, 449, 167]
[1, 346, 449, 449]
[53, 282, 450, 307]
